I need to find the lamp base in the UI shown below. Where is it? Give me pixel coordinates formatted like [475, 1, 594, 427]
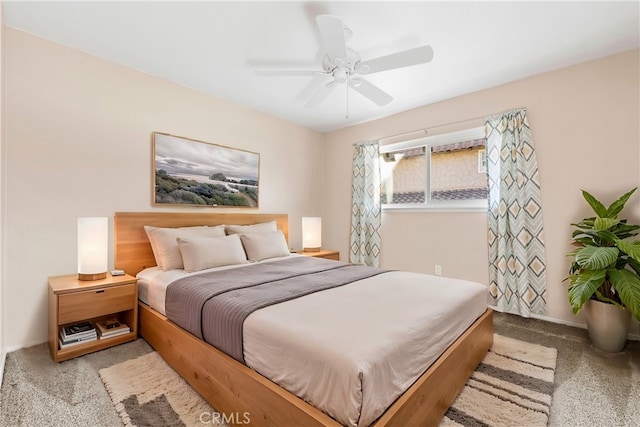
[78, 272, 107, 281]
[303, 247, 321, 252]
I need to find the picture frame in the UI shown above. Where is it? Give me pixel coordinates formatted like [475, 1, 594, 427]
[152, 132, 260, 208]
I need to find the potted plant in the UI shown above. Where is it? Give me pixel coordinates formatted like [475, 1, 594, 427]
[565, 187, 640, 352]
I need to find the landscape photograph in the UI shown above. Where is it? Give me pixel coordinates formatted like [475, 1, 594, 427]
[153, 133, 260, 207]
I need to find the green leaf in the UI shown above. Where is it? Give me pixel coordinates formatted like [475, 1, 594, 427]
[606, 187, 637, 218]
[572, 227, 624, 246]
[567, 270, 606, 314]
[582, 190, 608, 217]
[595, 230, 619, 245]
[611, 222, 640, 240]
[613, 232, 640, 241]
[616, 239, 640, 263]
[608, 269, 640, 321]
[613, 221, 640, 233]
[594, 217, 619, 231]
[569, 261, 582, 275]
[573, 237, 595, 246]
[593, 290, 624, 307]
[572, 219, 596, 229]
[572, 228, 589, 238]
[626, 257, 640, 275]
[566, 247, 582, 257]
[575, 246, 619, 269]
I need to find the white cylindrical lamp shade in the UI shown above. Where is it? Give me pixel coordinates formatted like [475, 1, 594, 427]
[77, 217, 108, 281]
[302, 217, 322, 252]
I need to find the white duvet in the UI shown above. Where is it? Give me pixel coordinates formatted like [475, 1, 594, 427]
[138, 257, 487, 426]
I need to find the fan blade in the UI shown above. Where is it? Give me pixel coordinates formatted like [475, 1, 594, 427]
[357, 45, 434, 75]
[305, 80, 338, 107]
[316, 15, 348, 63]
[255, 70, 328, 77]
[350, 78, 393, 106]
[297, 74, 333, 103]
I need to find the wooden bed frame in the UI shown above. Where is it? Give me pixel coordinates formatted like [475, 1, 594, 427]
[114, 211, 493, 427]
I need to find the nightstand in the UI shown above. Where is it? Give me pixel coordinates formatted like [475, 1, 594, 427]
[48, 273, 138, 362]
[297, 249, 340, 261]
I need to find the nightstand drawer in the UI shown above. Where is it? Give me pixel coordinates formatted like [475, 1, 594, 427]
[58, 283, 136, 324]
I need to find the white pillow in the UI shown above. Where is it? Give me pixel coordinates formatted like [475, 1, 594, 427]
[240, 230, 290, 262]
[177, 234, 247, 272]
[144, 225, 226, 270]
[225, 221, 277, 235]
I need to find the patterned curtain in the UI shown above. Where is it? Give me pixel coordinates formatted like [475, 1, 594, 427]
[485, 109, 547, 316]
[350, 141, 382, 267]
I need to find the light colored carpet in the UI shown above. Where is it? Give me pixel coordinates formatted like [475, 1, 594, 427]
[3, 312, 638, 426]
[441, 334, 557, 426]
[99, 334, 556, 427]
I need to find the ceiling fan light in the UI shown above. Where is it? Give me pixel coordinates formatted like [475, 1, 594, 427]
[334, 68, 348, 83]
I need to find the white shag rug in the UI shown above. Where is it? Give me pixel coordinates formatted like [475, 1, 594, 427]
[440, 334, 557, 427]
[99, 351, 222, 427]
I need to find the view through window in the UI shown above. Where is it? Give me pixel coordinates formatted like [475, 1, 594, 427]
[380, 127, 487, 210]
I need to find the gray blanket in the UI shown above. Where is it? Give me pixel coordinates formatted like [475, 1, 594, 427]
[165, 256, 387, 362]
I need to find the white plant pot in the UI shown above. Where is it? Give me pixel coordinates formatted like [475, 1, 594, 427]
[582, 299, 631, 352]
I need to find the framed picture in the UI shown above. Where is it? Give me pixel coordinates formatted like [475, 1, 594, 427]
[152, 132, 260, 208]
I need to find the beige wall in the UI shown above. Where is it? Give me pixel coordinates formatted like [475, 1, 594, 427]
[323, 49, 640, 333]
[0, 3, 5, 369]
[3, 29, 325, 349]
[3, 27, 639, 350]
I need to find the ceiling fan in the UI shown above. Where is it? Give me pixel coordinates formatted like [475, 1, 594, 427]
[256, 15, 434, 117]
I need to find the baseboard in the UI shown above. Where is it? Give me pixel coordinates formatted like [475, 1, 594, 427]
[490, 305, 640, 341]
[0, 348, 6, 387]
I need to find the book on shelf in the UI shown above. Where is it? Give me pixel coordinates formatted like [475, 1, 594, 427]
[61, 329, 96, 340]
[59, 330, 97, 343]
[62, 321, 95, 338]
[98, 327, 131, 339]
[60, 321, 97, 344]
[58, 333, 97, 349]
[59, 338, 96, 350]
[96, 318, 130, 338]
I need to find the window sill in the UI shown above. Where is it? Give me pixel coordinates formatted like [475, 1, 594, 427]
[382, 202, 488, 213]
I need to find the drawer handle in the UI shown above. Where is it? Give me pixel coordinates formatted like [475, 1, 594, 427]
[96, 290, 105, 294]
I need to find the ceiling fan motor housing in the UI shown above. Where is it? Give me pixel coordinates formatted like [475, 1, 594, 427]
[322, 48, 362, 82]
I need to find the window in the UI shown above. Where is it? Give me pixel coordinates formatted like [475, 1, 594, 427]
[380, 127, 487, 211]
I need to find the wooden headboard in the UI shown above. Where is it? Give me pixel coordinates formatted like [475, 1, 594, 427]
[114, 212, 289, 276]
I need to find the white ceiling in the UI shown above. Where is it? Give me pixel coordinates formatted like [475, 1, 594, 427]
[3, 1, 639, 132]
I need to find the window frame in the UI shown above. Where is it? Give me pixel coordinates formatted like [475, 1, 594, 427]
[380, 126, 488, 212]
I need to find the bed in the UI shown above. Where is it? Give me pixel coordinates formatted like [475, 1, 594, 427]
[114, 212, 493, 427]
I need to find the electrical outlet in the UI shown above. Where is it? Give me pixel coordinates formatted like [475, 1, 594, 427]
[435, 265, 442, 276]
